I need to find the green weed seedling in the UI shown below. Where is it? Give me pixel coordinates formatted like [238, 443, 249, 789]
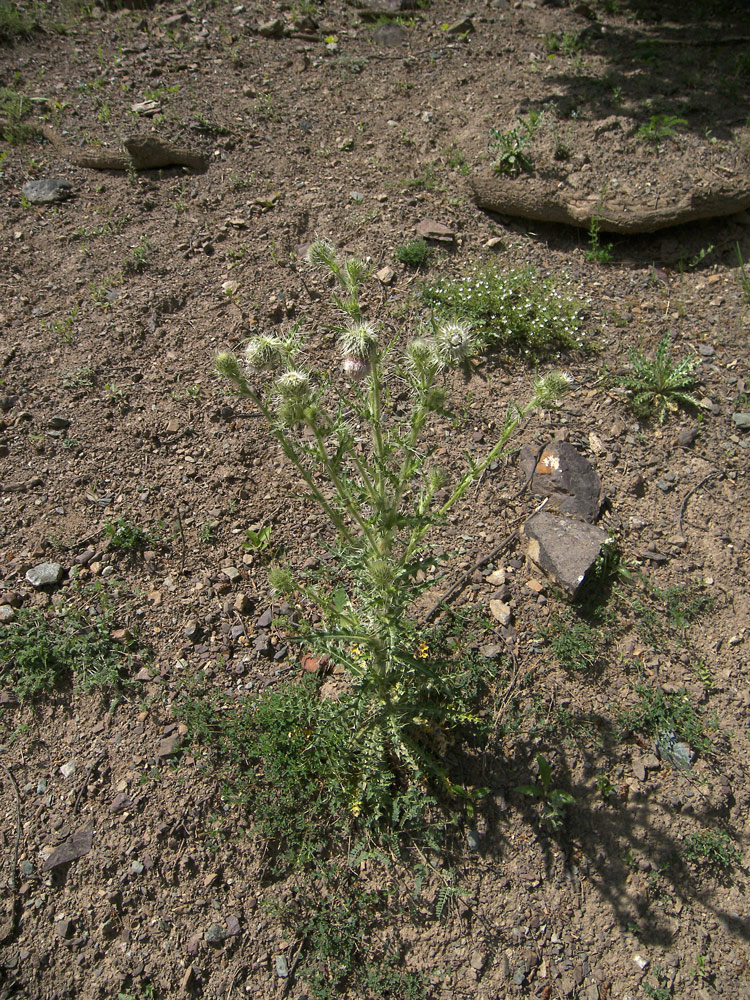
[214, 238, 572, 831]
[636, 114, 687, 146]
[585, 216, 614, 264]
[643, 967, 672, 1000]
[123, 236, 152, 275]
[517, 753, 575, 831]
[243, 523, 273, 553]
[683, 829, 741, 875]
[103, 516, 155, 554]
[618, 335, 700, 423]
[489, 112, 542, 176]
[396, 239, 431, 269]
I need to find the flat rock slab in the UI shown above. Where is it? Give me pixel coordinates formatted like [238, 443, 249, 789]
[522, 512, 610, 597]
[25, 561, 63, 588]
[22, 179, 74, 204]
[520, 440, 601, 522]
[42, 825, 93, 871]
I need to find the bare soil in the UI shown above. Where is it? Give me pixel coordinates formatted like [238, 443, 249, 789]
[1, 2, 749, 999]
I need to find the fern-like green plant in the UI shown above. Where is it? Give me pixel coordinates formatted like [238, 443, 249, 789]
[618, 335, 700, 423]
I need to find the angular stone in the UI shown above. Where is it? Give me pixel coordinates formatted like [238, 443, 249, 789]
[158, 733, 182, 758]
[416, 219, 454, 242]
[732, 412, 750, 430]
[522, 512, 610, 597]
[520, 440, 601, 522]
[25, 562, 63, 588]
[489, 599, 512, 625]
[0, 605, 15, 624]
[42, 825, 93, 871]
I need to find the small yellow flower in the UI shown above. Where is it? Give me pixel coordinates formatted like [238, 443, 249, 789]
[415, 641, 430, 660]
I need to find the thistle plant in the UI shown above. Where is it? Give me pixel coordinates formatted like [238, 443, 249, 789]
[618, 335, 700, 424]
[215, 239, 571, 822]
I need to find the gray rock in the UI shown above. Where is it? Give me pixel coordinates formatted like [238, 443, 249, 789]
[416, 219, 455, 242]
[205, 922, 226, 944]
[732, 412, 750, 430]
[522, 512, 610, 597]
[158, 733, 182, 758]
[275, 955, 289, 978]
[25, 562, 63, 588]
[0, 605, 15, 624]
[258, 18, 284, 37]
[22, 179, 74, 204]
[520, 440, 601, 522]
[446, 17, 475, 35]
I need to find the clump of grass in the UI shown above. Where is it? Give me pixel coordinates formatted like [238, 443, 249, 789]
[541, 611, 601, 672]
[421, 262, 585, 358]
[619, 684, 713, 756]
[0, 2, 36, 43]
[0, 591, 138, 698]
[0, 87, 34, 144]
[618, 335, 700, 423]
[396, 239, 431, 269]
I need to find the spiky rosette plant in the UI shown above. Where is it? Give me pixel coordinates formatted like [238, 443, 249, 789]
[619, 335, 700, 424]
[215, 239, 571, 823]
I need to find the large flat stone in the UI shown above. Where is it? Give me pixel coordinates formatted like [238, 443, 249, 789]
[522, 512, 610, 597]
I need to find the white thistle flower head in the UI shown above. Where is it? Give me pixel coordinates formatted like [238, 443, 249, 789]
[433, 319, 477, 365]
[275, 369, 313, 402]
[337, 320, 378, 362]
[341, 356, 370, 381]
[244, 335, 286, 371]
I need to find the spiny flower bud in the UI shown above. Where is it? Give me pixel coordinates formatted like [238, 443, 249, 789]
[245, 335, 288, 371]
[305, 238, 338, 273]
[268, 566, 296, 595]
[406, 337, 440, 376]
[338, 320, 378, 362]
[433, 319, 477, 366]
[532, 370, 573, 408]
[214, 351, 242, 381]
[366, 557, 397, 591]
